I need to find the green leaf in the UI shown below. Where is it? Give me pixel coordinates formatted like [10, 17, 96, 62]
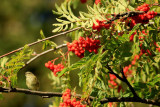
[133, 82, 147, 90]
[68, 1, 79, 20]
[52, 10, 62, 15]
[61, 2, 69, 14]
[79, 12, 85, 19]
[55, 4, 63, 13]
[87, 5, 96, 14]
[63, 25, 68, 31]
[80, 12, 93, 18]
[52, 26, 62, 33]
[130, 0, 135, 5]
[40, 29, 45, 39]
[58, 57, 89, 77]
[128, 23, 141, 36]
[63, 14, 76, 21]
[10, 74, 17, 86]
[0, 57, 9, 68]
[150, 74, 160, 85]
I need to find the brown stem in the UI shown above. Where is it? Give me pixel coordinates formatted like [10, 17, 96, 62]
[19, 44, 67, 71]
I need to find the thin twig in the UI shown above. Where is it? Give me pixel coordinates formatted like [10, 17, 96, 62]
[0, 87, 160, 106]
[20, 44, 67, 71]
[0, 27, 81, 59]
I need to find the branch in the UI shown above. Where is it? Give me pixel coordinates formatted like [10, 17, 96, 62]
[20, 44, 67, 71]
[106, 11, 145, 24]
[100, 97, 160, 106]
[106, 64, 125, 82]
[0, 87, 160, 106]
[157, 13, 160, 16]
[106, 65, 139, 99]
[0, 27, 81, 59]
[106, 11, 160, 24]
[120, 68, 139, 98]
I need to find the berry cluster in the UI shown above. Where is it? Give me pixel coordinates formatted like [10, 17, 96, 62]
[128, 4, 157, 28]
[136, 3, 150, 12]
[92, 19, 111, 31]
[45, 61, 64, 76]
[59, 88, 86, 107]
[67, 36, 101, 58]
[80, 0, 87, 4]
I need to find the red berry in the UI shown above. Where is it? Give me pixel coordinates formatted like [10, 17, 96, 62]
[95, 0, 101, 5]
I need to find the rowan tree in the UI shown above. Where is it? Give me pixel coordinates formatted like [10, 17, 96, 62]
[0, 0, 160, 107]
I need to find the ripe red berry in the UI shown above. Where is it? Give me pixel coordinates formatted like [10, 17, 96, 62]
[95, 0, 101, 5]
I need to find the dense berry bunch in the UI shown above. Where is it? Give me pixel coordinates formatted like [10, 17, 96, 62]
[67, 36, 101, 58]
[92, 19, 111, 31]
[80, 0, 87, 4]
[59, 89, 86, 107]
[45, 61, 64, 76]
[127, 4, 157, 28]
[136, 3, 150, 12]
